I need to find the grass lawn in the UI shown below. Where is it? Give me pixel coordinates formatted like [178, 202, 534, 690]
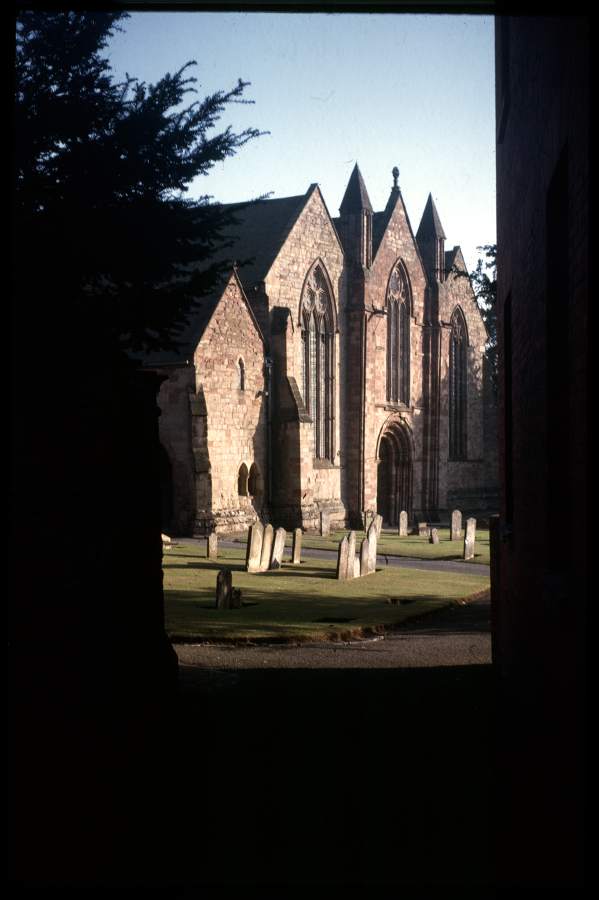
[163, 542, 490, 643]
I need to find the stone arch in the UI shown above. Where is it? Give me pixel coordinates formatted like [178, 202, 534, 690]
[375, 417, 414, 526]
[248, 462, 263, 498]
[237, 462, 249, 497]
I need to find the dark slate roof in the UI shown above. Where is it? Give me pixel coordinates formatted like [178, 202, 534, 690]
[416, 193, 447, 241]
[217, 191, 309, 288]
[137, 192, 309, 366]
[339, 163, 373, 214]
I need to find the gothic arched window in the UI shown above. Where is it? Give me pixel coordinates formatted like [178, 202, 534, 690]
[238, 358, 245, 391]
[449, 307, 468, 460]
[300, 262, 335, 461]
[386, 261, 411, 405]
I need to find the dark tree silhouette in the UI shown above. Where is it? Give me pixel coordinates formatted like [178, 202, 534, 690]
[14, 10, 264, 356]
[11, 13, 266, 835]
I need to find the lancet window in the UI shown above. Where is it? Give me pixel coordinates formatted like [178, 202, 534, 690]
[300, 263, 334, 461]
[386, 261, 411, 405]
[449, 307, 468, 460]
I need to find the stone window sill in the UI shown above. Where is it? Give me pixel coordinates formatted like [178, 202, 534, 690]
[313, 458, 338, 469]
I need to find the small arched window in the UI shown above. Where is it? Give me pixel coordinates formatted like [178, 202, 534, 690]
[300, 262, 335, 461]
[238, 358, 245, 391]
[237, 463, 249, 496]
[449, 307, 468, 460]
[386, 261, 411, 405]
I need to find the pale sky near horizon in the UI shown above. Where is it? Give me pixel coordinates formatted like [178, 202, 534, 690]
[107, 11, 496, 272]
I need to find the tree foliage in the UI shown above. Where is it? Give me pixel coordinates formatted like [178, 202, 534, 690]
[469, 244, 497, 394]
[14, 11, 265, 356]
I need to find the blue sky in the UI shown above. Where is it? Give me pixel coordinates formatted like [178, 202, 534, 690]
[107, 11, 496, 271]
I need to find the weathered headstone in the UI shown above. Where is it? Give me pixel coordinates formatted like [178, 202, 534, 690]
[367, 522, 378, 573]
[346, 531, 356, 579]
[291, 527, 302, 565]
[450, 509, 463, 541]
[417, 521, 429, 537]
[429, 527, 440, 545]
[270, 527, 287, 569]
[353, 555, 361, 578]
[360, 537, 370, 576]
[320, 510, 330, 537]
[463, 517, 477, 560]
[207, 531, 218, 559]
[336, 535, 349, 580]
[259, 523, 274, 571]
[374, 514, 383, 539]
[246, 522, 264, 573]
[398, 511, 408, 537]
[161, 533, 172, 551]
[215, 568, 232, 609]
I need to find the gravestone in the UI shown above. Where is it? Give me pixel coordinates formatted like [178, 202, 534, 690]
[363, 511, 374, 533]
[367, 522, 378, 573]
[360, 537, 370, 576]
[374, 513, 383, 539]
[291, 528, 302, 565]
[259, 523, 274, 571]
[246, 522, 263, 573]
[346, 531, 356, 580]
[336, 535, 349, 580]
[450, 509, 463, 541]
[207, 532, 218, 559]
[463, 517, 477, 560]
[398, 511, 408, 537]
[429, 527, 440, 545]
[353, 555, 361, 578]
[215, 568, 232, 609]
[230, 588, 242, 609]
[270, 527, 287, 569]
[320, 510, 330, 537]
[417, 521, 429, 537]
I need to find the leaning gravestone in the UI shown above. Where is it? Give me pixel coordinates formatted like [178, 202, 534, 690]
[320, 510, 330, 537]
[336, 535, 349, 580]
[360, 537, 370, 576]
[215, 568, 233, 609]
[463, 517, 477, 560]
[259, 523, 274, 571]
[367, 522, 378, 574]
[291, 528, 302, 565]
[246, 522, 263, 573]
[450, 509, 463, 541]
[207, 532, 218, 559]
[270, 527, 287, 569]
[398, 511, 408, 537]
[429, 527, 440, 545]
[346, 531, 356, 580]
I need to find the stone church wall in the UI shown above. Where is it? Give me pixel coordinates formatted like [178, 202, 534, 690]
[191, 276, 268, 534]
[263, 186, 346, 530]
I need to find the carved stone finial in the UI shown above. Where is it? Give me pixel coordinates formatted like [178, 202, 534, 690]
[392, 166, 399, 188]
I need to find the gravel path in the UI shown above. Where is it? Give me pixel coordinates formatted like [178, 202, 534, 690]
[176, 594, 492, 675]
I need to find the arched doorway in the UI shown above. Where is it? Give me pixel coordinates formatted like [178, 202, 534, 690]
[376, 421, 413, 527]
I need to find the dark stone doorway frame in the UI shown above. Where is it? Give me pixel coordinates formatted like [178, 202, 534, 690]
[376, 420, 413, 527]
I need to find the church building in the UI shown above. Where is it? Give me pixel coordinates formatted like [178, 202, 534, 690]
[147, 164, 497, 535]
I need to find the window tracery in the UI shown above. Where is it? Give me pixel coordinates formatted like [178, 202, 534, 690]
[386, 261, 411, 405]
[300, 263, 334, 461]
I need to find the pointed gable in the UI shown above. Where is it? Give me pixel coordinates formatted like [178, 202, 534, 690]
[339, 163, 373, 214]
[416, 193, 447, 242]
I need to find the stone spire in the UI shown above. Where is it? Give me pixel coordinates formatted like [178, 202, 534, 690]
[339, 163, 373, 215]
[338, 163, 373, 267]
[416, 193, 447, 282]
